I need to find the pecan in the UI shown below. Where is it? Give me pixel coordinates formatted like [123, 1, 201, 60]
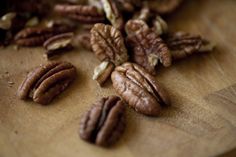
[115, 0, 142, 13]
[93, 61, 115, 86]
[146, 0, 183, 14]
[14, 25, 72, 46]
[164, 32, 215, 60]
[101, 0, 124, 29]
[72, 32, 92, 50]
[111, 63, 170, 116]
[126, 28, 171, 75]
[152, 15, 168, 35]
[125, 19, 149, 36]
[43, 32, 74, 58]
[54, 4, 105, 24]
[133, 6, 151, 22]
[91, 23, 128, 66]
[17, 61, 76, 105]
[79, 95, 125, 146]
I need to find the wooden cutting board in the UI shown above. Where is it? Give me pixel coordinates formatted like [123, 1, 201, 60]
[0, 1, 236, 157]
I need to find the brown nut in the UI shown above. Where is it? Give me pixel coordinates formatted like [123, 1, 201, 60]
[146, 0, 183, 14]
[127, 28, 171, 75]
[91, 23, 128, 66]
[101, 0, 124, 29]
[93, 61, 115, 86]
[43, 32, 74, 58]
[163, 32, 215, 60]
[54, 4, 105, 24]
[14, 25, 72, 46]
[125, 19, 149, 36]
[79, 95, 125, 146]
[17, 61, 76, 105]
[111, 63, 170, 116]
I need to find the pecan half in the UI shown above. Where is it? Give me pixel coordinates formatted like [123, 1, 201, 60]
[111, 63, 170, 116]
[54, 4, 105, 24]
[91, 23, 128, 66]
[127, 28, 171, 75]
[79, 95, 125, 146]
[101, 0, 124, 29]
[164, 32, 215, 60]
[17, 61, 76, 105]
[14, 25, 72, 46]
[146, 0, 183, 14]
[125, 19, 149, 36]
[93, 61, 115, 86]
[43, 32, 74, 58]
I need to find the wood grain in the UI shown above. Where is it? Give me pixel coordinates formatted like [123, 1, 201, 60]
[0, 0, 236, 157]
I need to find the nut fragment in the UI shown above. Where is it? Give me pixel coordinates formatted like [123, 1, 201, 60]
[111, 63, 170, 116]
[164, 32, 215, 60]
[133, 6, 151, 22]
[146, 0, 183, 14]
[93, 61, 115, 86]
[125, 19, 149, 36]
[152, 15, 168, 35]
[127, 28, 171, 74]
[54, 4, 105, 24]
[91, 23, 128, 66]
[79, 95, 125, 146]
[14, 25, 72, 46]
[17, 61, 76, 105]
[43, 32, 74, 58]
[101, 0, 124, 29]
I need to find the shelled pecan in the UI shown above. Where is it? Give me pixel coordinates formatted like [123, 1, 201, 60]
[163, 32, 215, 60]
[101, 0, 124, 29]
[111, 63, 170, 116]
[91, 23, 128, 66]
[54, 4, 105, 24]
[17, 61, 76, 105]
[14, 25, 72, 46]
[146, 0, 183, 14]
[125, 19, 149, 36]
[93, 61, 115, 86]
[79, 95, 125, 146]
[127, 28, 171, 75]
[43, 32, 74, 58]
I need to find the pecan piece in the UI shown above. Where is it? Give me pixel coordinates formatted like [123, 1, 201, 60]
[164, 32, 215, 60]
[54, 4, 105, 24]
[127, 28, 171, 75]
[146, 0, 183, 14]
[79, 95, 125, 146]
[93, 61, 115, 86]
[125, 19, 149, 36]
[101, 0, 124, 29]
[152, 15, 168, 35]
[111, 63, 170, 116]
[14, 25, 72, 46]
[43, 32, 74, 58]
[91, 23, 128, 66]
[17, 61, 76, 105]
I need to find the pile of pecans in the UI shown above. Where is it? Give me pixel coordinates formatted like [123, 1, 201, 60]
[1, 0, 215, 147]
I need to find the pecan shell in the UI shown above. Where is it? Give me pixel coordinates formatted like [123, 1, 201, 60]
[111, 63, 170, 116]
[101, 0, 124, 29]
[17, 61, 76, 105]
[79, 95, 125, 146]
[127, 28, 171, 75]
[164, 32, 215, 60]
[14, 25, 72, 46]
[91, 23, 128, 66]
[54, 4, 105, 24]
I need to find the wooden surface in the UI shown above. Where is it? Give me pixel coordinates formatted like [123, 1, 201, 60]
[1, 1, 236, 157]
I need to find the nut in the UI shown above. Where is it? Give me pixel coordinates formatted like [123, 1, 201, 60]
[133, 6, 151, 22]
[101, 0, 124, 29]
[93, 61, 115, 86]
[146, 0, 183, 14]
[111, 63, 170, 116]
[79, 95, 125, 146]
[54, 4, 105, 24]
[125, 19, 149, 36]
[43, 32, 74, 58]
[17, 61, 76, 105]
[91, 23, 128, 66]
[152, 15, 168, 35]
[14, 25, 72, 46]
[164, 32, 215, 60]
[126, 28, 171, 75]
